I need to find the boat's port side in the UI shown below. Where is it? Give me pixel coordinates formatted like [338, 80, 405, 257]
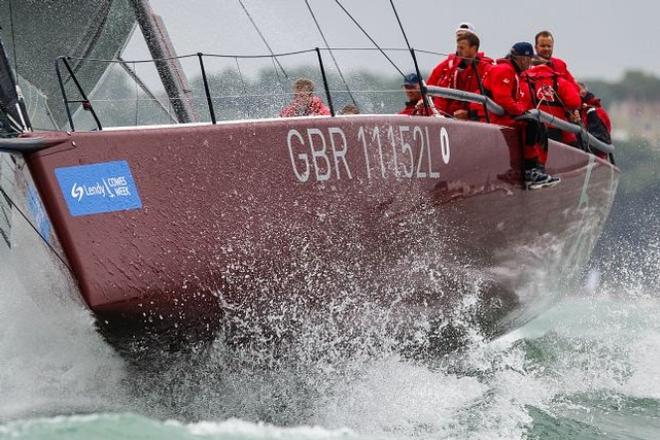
[21, 114, 618, 350]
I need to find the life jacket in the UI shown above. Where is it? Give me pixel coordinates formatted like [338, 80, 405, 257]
[481, 58, 531, 126]
[279, 95, 331, 118]
[522, 64, 581, 145]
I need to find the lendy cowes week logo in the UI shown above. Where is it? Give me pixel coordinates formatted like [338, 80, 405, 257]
[55, 161, 142, 217]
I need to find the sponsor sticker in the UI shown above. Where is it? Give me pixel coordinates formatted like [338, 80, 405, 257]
[55, 160, 142, 217]
[27, 185, 51, 241]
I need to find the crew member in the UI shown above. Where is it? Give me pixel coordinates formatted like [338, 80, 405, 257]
[427, 22, 477, 88]
[523, 61, 581, 145]
[484, 42, 560, 189]
[433, 32, 494, 120]
[574, 82, 612, 158]
[398, 73, 433, 116]
[534, 31, 576, 84]
[280, 78, 331, 117]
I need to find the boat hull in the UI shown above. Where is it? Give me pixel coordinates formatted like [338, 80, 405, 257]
[18, 115, 618, 346]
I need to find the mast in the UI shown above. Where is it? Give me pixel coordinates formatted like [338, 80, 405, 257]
[128, 0, 196, 123]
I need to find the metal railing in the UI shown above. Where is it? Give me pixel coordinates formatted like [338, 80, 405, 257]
[54, 48, 615, 157]
[426, 86, 615, 156]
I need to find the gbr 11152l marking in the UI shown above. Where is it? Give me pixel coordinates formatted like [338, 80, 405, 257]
[286, 125, 450, 183]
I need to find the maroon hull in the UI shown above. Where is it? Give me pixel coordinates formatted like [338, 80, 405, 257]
[24, 115, 618, 341]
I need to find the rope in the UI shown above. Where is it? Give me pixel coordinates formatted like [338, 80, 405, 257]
[333, 0, 405, 78]
[304, 0, 357, 107]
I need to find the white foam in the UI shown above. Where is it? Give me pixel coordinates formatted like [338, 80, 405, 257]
[0, 225, 127, 421]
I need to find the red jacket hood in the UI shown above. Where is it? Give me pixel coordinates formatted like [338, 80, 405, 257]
[522, 64, 556, 79]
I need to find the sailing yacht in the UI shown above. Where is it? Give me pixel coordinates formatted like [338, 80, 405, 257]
[0, 0, 618, 351]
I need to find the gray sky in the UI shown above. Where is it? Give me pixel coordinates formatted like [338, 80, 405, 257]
[123, 0, 655, 82]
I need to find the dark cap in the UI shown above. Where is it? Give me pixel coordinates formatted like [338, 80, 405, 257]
[511, 42, 534, 57]
[402, 73, 420, 86]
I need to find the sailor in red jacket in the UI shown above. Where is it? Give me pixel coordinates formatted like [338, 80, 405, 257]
[575, 82, 612, 159]
[535, 31, 576, 84]
[280, 78, 331, 118]
[398, 73, 434, 116]
[484, 42, 560, 189]
[433, 32, 494, 120]
[426, 22, 483, 99]
[523, 63, 581, 145]
[482, 44, 532, 126]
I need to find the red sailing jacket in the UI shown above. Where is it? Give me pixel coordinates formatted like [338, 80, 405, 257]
[398, 99, 434, 116]
[279, 95, 331, 117]
[579, 93, 612, 158]
[427, 54, 457, 87]
[523, 64, 581, 118]
[581, 94, 612, 132]
[433, 56, 494, 117]
[546, 56, 576, 84]
[482, 58, 531, 126]
[399, 100, 420, 115]
[523, 64, 581, 144]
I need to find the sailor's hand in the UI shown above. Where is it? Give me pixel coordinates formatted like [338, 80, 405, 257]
[453, 109, 469, 120]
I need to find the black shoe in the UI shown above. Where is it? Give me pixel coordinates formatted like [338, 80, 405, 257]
[525, 167, 560, 190]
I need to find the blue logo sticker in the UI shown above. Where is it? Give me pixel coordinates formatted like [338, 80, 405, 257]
[27, 185, 52, 241]
[55, 160, 142, 217]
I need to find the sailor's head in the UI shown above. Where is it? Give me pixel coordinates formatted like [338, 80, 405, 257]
[535, 30, 555, 60]
[293, 78, 314, 95]
[577, 81, 589, 98]
[402, 73, 422, 101]
[455, 22, 476, 39]
[457, 32, 480, 60]
[510, 42, 534, 71]
[293, 78, 315, 98]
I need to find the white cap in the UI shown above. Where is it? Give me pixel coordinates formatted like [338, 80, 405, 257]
[455, 22, 476, 36]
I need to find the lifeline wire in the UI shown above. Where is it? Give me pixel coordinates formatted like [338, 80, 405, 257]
[333, 0, 405, 78]
[304, 0, 357, 107]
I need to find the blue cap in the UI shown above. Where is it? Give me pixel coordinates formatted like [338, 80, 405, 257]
[402, 73, 420, 86]
[511, 42, 534, 57]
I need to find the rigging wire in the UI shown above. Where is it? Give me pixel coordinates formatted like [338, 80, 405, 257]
[304, 0, 357, 107]
[388, 0, 430, 115]
[236, 0, 288, 96]
[332, 0, 405, 78]
[236, 0, 288, 80]
[234, 57, 251, 118]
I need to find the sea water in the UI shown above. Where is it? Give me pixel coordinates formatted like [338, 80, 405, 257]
[1, 224, 659, 440]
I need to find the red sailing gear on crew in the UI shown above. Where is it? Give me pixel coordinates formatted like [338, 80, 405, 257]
[433, 56, 494, 118]
[398, 100, 434, 116]
[523, 64, 581, 145]
[581, 93, 612, 133]
[482, 58, 531, 126]
[483, 56, 559, 166]
[546, 56, 576, 85]
[280, 95, 331, 118]
[579, 92, 612, 159]
[427, 54, 457, 89]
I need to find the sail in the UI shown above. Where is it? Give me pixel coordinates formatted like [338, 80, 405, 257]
[0, 0, 136, 129]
